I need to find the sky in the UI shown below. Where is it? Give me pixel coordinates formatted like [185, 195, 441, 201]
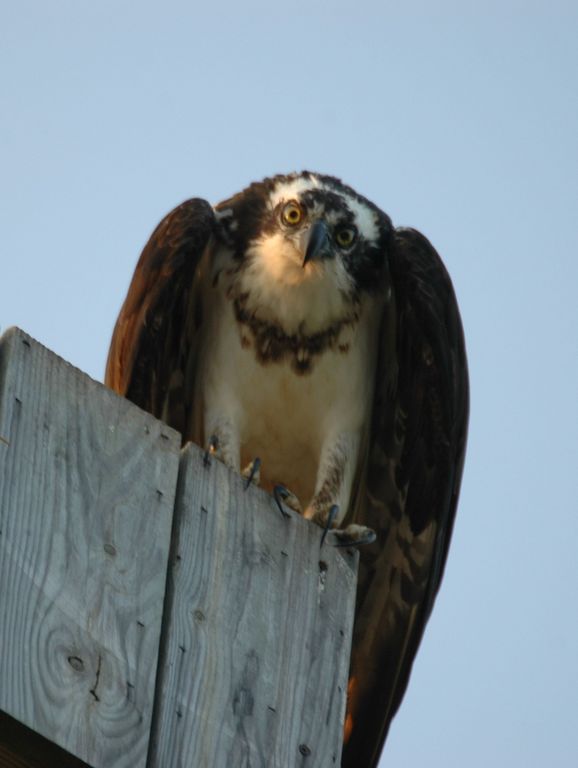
[1, 1, 577, 766]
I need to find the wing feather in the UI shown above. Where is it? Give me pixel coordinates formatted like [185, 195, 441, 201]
[343, 227, 469, 767]
[105, 198, 216, 435]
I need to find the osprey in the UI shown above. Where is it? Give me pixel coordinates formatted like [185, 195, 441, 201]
[106, 172, 468, 766]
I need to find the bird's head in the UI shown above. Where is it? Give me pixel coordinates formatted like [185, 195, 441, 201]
[215, 172, 393, 332]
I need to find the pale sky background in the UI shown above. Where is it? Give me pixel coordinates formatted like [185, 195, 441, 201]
[1, 2, 577, 766]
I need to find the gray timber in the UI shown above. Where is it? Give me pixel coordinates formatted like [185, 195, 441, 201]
[0, 328, 180, 767]
[0, 327, 358, 768]
[149, 442, 358, 768]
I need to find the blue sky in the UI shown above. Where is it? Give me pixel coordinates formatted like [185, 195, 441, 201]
[1, 2, 577, 765]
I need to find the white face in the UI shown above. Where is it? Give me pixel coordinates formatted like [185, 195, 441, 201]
[233, 174, 381, 334]
[267, 175, 381, 244]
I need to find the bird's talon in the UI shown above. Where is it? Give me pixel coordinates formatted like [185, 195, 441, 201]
[272, 484, 303, 518]
[320, 504, 339, 548]
[242, 457, 262, 489]
[203, 434, 219, 468]
[273, 484, 292, 518]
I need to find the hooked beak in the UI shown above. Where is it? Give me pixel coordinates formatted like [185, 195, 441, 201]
[303, 219, 332, 267]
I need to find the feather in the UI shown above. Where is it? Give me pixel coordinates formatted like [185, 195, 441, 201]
[342, 227, 469, 767]
[106, 198, 216, 434]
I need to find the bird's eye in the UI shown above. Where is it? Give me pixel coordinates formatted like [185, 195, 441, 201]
[281, 201, 303, 226]
[335, 226, 357, 248]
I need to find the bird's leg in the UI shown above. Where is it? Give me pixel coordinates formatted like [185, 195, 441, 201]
[304, 432, 375, 547]
[304, 431, 358, 527]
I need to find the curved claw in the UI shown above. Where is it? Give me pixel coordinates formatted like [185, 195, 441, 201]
[320, 504, 339, 548]
[203, 434, 219, 468]
[273, 484, 293, 519]
[243, 457, 261, 490]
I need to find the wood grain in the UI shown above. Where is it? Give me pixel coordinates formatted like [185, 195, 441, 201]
[0, 328, 180, 768]
[148, 442, 358, 768]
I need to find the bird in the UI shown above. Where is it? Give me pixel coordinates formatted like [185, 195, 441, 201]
[105, 171, 469, 767]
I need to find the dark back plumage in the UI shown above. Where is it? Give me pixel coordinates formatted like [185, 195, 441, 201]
[342, 227, 468, 766]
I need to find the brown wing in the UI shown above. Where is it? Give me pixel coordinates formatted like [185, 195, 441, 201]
[105, 198, 216, 436]
[343, 228, 469, 767]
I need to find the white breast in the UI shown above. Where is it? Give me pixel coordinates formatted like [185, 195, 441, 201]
[196, 248, 382, 506]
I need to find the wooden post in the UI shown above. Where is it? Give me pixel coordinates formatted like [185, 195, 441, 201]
[148, 444, 358, 768]
[0, 328, 358, 768]
[0, 328, 180, 767]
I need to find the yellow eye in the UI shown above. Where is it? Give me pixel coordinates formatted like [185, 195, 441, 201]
[335, 226, 357, 248]
[281, 201, 303, 226]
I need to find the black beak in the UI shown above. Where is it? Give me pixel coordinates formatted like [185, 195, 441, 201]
[303, 220, 331, 267]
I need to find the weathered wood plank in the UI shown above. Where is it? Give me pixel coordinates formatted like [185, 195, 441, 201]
[0, 328, 180, 768]
[148, 442, 358, 768]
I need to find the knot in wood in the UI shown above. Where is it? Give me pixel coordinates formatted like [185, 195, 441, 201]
[67, 655, 84, 672]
